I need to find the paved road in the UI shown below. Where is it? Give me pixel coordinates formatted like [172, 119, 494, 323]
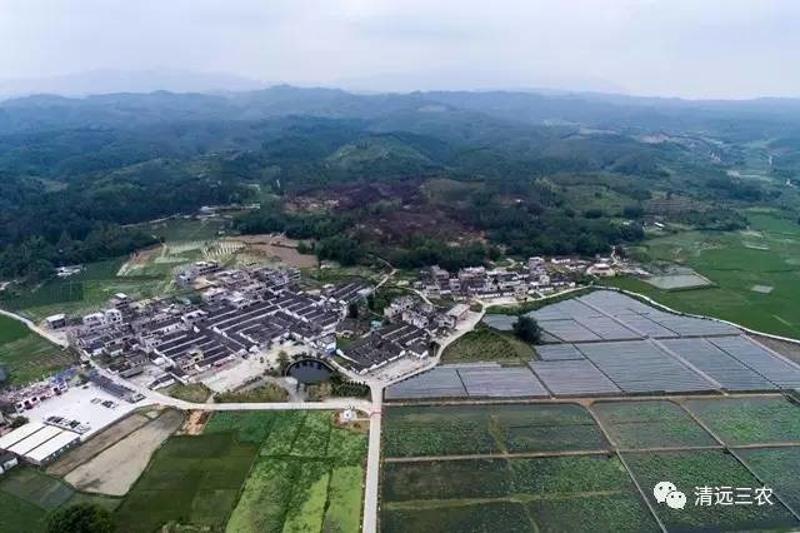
[0, 307, 69, 347]
[362, 385, 384, 533]
[95, 366, 374, 414]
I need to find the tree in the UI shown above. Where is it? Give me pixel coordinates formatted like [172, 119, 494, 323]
[513, 316, 541, 344]
[10, 416, 28, 429]
[47, 503, 114, 533]
[347, 302, 359, 319]
[276, 351, 290, 374]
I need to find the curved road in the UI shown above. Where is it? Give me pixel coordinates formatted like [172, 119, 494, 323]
[0, 307, 69, 347]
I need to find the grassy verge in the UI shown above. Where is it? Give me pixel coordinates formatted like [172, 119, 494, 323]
[215, 382, 289, 403]
[164, 382, 213, 403]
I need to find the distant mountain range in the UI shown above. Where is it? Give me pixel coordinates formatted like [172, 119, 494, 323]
[3, 81, 800, 140]
[0, 69, 267, 99]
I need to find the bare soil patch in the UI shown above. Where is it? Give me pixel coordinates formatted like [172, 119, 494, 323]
[179, 410, 211, 436]
[47, 413, 150, 477]
[117, 244, 164, 276]
[64, 410, 184, 496]
[231, 234, 317, 268]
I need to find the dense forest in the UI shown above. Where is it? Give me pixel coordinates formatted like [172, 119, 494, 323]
[1, 86, 799, 281]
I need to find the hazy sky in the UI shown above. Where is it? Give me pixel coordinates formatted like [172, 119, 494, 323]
[2, 0, 800, 98]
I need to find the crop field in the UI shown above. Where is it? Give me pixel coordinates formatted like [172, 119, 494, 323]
[591, 400, 716, 449]
[0, 314, 70, 386]
[144, 217, 228, 242]
[684, 396, 800, 445]
[380, 396, 800, 532]
[113, 432, 257, 533]
[623, 449, 799, 531]
[440, 325, 534, 363]
[383, 403, 607, 458]
[383, 459, 512, 501]
[528, 491, 658, 533]
[1, 258, 169, 322]
[381, 455, 656, 533]
[382, 501, 533, 533]
[737, 446, 800, 516]
[216, 410, 368, 533]
[383, 405, 499, 457]
[0, 220, 231, 323]
[605, 211, 800, 339]
[0, 467, 119, 533]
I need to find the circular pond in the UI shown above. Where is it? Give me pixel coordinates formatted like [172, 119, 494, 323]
[286, 358, 334, 385]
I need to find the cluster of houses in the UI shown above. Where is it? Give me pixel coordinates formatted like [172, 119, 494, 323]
[336, 296, 472, 375]
[67, 265, 373, 388]
[383, 295, 468, 336]
[0, 374, 70, 414]
[0, 368, 142, 417]
[417, 256, 614, 300]
[337, 322, 432, 375]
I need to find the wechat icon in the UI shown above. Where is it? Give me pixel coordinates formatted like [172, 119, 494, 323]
[654, 481, 687, 510]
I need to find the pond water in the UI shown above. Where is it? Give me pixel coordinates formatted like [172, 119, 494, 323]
[286, 359, 333, 384]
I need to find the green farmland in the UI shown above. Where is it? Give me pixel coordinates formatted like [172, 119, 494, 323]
[737, 446, 800, 516]
[440, 325, 534, 363]
[591, 400, 716, 449]
[0, 258, 169, 322]
[0, 219, 230, 323]
[112, 410, 367, 533]
[684, 396, 800, 445]
[623, 449, 799, 531]
[381, 455, 658, 533]
[0, 314, 71, 386]
[383, 403, 608, 458]
[382, 398, 800, 532]
[605, 211, 800, 339]
[0, 467, 119, 533]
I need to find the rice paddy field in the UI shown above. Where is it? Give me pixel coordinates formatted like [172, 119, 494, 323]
[0, 314, 71, 386]
[605, 211, 800, 339]
[381, 398, 800, 532]
[111, 410, 367, 533]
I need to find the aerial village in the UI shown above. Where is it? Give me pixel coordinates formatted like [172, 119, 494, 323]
[0, 253, 609, 466]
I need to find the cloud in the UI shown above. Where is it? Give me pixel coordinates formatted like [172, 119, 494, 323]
[0, 0, 798, 98]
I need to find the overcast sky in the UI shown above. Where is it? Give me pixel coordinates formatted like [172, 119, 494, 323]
[2, 0, 799, 99]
